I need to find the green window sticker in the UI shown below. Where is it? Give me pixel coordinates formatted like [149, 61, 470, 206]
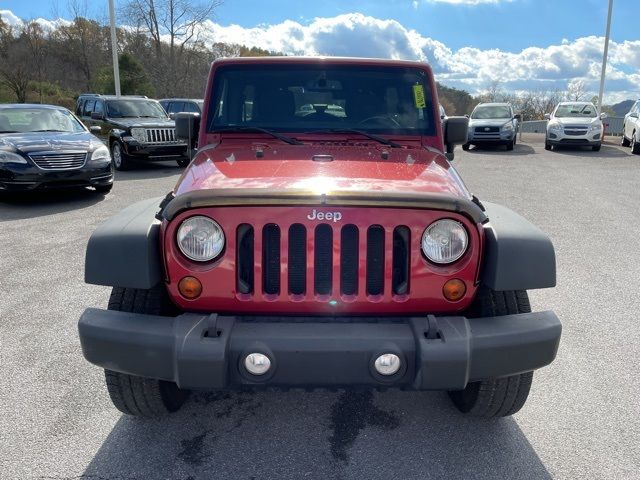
[413, 84, 426, 109]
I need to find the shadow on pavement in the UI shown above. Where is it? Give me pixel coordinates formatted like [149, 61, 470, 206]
[82, 390, 551, 480]
[466, 143, 536, 156]
[113, 159, 184, 182]
[549, 144, 630, 158]
[0, 187, 107, 221]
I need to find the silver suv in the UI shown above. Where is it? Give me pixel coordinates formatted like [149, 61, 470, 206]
[621, 100, 640, 154]
[463, 103, 519, 151]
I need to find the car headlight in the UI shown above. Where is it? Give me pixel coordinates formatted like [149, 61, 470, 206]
[502, 123, 513, 131]
[589, 123, 602, 132]
[548, 122, 562, 131]
[177, 216, 225, 262]
[422, 219, 468, 264]
[90, 145, 111, 163]
[130, 128, 147, 143]
[0, 150, 27, 165]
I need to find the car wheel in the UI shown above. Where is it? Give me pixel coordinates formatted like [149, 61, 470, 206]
[111, 142, 129, 171]
[103, 285, 188, 417]
[94, 184, 113, 194]
[592, 144, 601, 152]
[506, 139, 514, 151]
[448, 288, 534, 418]
[544, 140, 551, 151]
[621, 129, 630, 147]
[632, 132, 640, 155]
[176, 157, 190, 168]
[462, 143, 470, 151]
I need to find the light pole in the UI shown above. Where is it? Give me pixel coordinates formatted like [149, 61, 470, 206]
[108, 0, 121, 97]
[597, 0, 613, 115]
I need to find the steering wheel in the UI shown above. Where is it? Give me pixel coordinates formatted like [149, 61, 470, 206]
[357, 115, 401, 128]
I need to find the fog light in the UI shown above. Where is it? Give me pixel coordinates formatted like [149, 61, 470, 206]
[374, 353, 401, 376]
[178, 276, 202, 299]
[244, 353, 271, 375]
[443, 278, 466, 301]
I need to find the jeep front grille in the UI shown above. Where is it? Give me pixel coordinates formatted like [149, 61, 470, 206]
[144, 128, 181, 144]
[29, 151, 87, 170]
[236, 222, 411, 298]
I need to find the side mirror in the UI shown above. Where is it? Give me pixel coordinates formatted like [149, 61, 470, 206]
[443, 116, 469, 161]
[175, 112, 200, 147]
[514, 114, 522, 121]
[169, 113, 176, 120]
[600, 112, 608, 119]
[630, 112, 639, 119]
[464, 114, 470, 118]
[544, 113, 551, 120]
[91, 111, 104, 120]
[89, 126, 101, 133]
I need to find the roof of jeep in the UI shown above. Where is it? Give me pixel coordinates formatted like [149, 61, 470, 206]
[211, 56, 430, 69]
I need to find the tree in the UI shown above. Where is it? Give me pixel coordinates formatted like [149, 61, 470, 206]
[0, 23, 32, 102]
[123, 0, 222, 95]
[95, 52, 155, 96]
[23, 21, 49, 103]
[566, 79, 587, 101]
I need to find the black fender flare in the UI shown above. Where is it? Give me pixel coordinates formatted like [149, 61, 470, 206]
[85, 197, 164, 289]
[480, 202, 556, 291]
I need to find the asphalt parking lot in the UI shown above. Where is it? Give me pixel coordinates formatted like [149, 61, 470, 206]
[1, 134, 639, 479]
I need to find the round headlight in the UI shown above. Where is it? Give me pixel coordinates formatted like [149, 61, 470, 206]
[422, 219, 468, 264]
[177, 216, 225, 262]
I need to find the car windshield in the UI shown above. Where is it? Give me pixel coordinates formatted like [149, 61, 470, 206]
[106, 100, 167, 119]
[554, 104, 597, 118]
[207, 64, 437, 137]
[471, 106, 511, 119]
[0, 108, 85, 134]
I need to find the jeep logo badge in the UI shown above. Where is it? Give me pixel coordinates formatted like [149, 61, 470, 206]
[307, 209, 342, 222]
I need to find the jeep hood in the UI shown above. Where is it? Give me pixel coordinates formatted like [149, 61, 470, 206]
[174, 143, 470, 199]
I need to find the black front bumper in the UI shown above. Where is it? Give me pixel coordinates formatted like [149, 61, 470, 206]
[78, 309, 561, 391]
[0, 164, 113, 191]
[122, 140, 187, 160]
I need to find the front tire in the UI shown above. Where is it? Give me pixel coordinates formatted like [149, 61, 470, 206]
[506, 139, 515, 151]
[544, 141, 551, 151]
[448, 289, 534, 418]
[111, 141, 130, 171]
[592, 144, 601, 152]
[621, 129, 630, 147]
[104, 285, 188, 417]
[632, 132, 640, 155]
[462, 143, 470, 151]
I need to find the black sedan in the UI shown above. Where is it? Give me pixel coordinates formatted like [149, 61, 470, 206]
[0, 104, 114, 193]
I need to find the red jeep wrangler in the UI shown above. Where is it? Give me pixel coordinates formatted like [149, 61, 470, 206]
[79, 57, 561, 418]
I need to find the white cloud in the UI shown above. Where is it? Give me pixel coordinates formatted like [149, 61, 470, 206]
[194, 13, 639, 101]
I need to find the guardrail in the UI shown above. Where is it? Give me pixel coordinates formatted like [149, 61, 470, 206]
[519, 117, 624, 136]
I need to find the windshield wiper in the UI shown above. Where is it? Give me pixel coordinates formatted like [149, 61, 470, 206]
[306, 129, 402, 148]
[137, 115, 162, 118]
[32, 129, 66, 132]
[213, 126, 303, 145]
[0, 130, 19, 134]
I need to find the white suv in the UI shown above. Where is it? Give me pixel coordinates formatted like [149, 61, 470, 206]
[621, 100, 640, 154]
[545, 102, 604, 152]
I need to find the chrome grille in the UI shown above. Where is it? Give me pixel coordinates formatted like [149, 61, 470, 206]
[29, 151, 87, 170]
[563, 125, 588, 136]
[144, 128, 180, 144]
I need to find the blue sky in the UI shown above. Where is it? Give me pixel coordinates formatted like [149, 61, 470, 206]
[1, 0, 639, 101]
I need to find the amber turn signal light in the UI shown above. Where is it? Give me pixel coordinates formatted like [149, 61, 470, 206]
[443, 279, 466, 301]
[178, 276, 202, 299]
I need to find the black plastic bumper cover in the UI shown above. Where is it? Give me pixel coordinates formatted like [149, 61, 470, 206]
[78, 309, 561, 391]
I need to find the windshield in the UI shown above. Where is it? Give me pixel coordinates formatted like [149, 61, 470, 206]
[207, 64, 436, 136]
[106, 100, 167, 119]
[554, 104, 597, 118]
[0, 108, 85, 134]
[471, 105, 511, 119]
